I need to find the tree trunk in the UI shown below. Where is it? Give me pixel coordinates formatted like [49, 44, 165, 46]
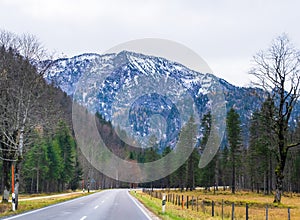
[14, 160, 21, 210]
[232, 161, 235, 194]
[1, 160, 11, 203]
[15, 181, 19, 210]
[30, 175, 33, 193]
[274, 168, 284, 203]
[269, 152, 273, 194]
[264, 173, 266, 195]
[251, 175, 254, 192]
[215, 158, 219, 191]
[36, 169, 39, 193]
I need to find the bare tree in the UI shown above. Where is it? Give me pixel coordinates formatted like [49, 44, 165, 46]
[0, 30, 62, 206]
[250, 34, 300, 203]
[0, 29, 47, 61]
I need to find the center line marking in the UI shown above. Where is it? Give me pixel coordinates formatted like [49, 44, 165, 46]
[94, 205, 99, 209]
[80, 216, 87, 220]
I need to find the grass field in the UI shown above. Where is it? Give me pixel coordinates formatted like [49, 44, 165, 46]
[131, 190, 216, 220]
[132, 189, 300, 220]
[0, 190, 97, 218]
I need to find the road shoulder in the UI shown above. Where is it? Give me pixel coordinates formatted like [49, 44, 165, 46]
[128, 190, 161, 220]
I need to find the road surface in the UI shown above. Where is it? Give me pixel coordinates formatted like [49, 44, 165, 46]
[4, 189, 154, 220]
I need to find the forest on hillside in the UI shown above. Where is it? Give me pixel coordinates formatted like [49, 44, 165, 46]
[1, 31, 300, 206]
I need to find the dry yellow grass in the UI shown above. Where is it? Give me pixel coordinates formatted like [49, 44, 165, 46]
[140, 189, 300, 220]
[0, 191, 96, 218]
[133, 191, 220, 220]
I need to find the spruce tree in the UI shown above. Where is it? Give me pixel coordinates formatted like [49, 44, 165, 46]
[54, 121, 76, 190]
[248, 98, 275, 194]
[226, 108, 242, 194]
[199, 112, 215, 190]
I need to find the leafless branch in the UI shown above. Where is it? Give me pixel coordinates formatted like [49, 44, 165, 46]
[287, 142, 300, 149]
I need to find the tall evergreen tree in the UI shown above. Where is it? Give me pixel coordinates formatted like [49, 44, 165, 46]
[248, 98, 276, 194]
[70, 154, 83, 191]
[219, 145, 230, 190]
[179, 115, 197, 191]
[199, 112, 215, 189]
[46, 137, 63, 192]
[23, 137, 49, 193]
[226, 108, 242, 194]
[186, 148, 200, 191]
[54, 121, 76, 191]
[162, 146, 172, 189]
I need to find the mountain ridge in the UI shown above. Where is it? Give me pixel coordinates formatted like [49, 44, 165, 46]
[43, 50, 298, 148]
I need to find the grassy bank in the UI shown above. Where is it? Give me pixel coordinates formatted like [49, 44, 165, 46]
[131, 190, 220, 220]
[0, 190, 98, 218]
[132, 189, 300, 220]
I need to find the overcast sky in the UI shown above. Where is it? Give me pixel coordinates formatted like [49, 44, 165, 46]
[1, 0, 299, 87]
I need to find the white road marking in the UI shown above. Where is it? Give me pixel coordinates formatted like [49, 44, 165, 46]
[94, 205, 99, 209]
[80, 216, 87, 220]
[127, 191, 152, 220]
[4, 194, 98, 220]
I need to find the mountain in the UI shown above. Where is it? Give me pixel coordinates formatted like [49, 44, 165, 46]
[43, 51, 298, 149]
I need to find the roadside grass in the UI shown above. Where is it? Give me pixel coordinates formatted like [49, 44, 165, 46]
[175, 189, 300, 219]
[133, 189, 300, 220]
[17, 190, 80, 199]
[131, 190, 223, 220]
[0, 190, 98, 218]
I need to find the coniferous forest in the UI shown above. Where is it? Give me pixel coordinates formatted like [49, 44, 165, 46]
[0, 30, 300, 206]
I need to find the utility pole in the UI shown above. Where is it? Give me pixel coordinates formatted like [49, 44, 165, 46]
[11, 164, 15, 211]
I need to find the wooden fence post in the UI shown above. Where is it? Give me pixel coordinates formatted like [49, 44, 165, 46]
[192, 196, 194, 210]
[266, 205, 268, 220]
[231, 203, 235, 220]
[222, 199, 224, 220]
[187, 196, 189, 209]
[212, 201, 215, 217]
[246, 204, 249, 220]
[173, 194, 175, 204]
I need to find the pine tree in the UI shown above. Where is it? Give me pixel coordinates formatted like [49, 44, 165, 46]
[220, 145, 230, 191]
[162, 146, 172, 189]
[47, 138, 63, 192]
[186, 148, 200, 191]
[175, 115, 197, 191]
[70, 154, 83, 191]
[226, 108, 242, 194]
[23, 137, 49, 193]
[54, 121, 76, 191]
[144, 135, 160, 189]
[248, 111, 263, 193]
[248, 98, 276, 194]
[199, 112, 215, 190]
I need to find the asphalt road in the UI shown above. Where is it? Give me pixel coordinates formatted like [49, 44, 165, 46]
[4, 189, 153, 220]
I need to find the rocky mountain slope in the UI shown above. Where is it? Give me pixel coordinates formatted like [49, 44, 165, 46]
[43, 51, 299, 148]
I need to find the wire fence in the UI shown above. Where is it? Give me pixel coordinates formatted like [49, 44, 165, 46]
[142, 189, 294, 220]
